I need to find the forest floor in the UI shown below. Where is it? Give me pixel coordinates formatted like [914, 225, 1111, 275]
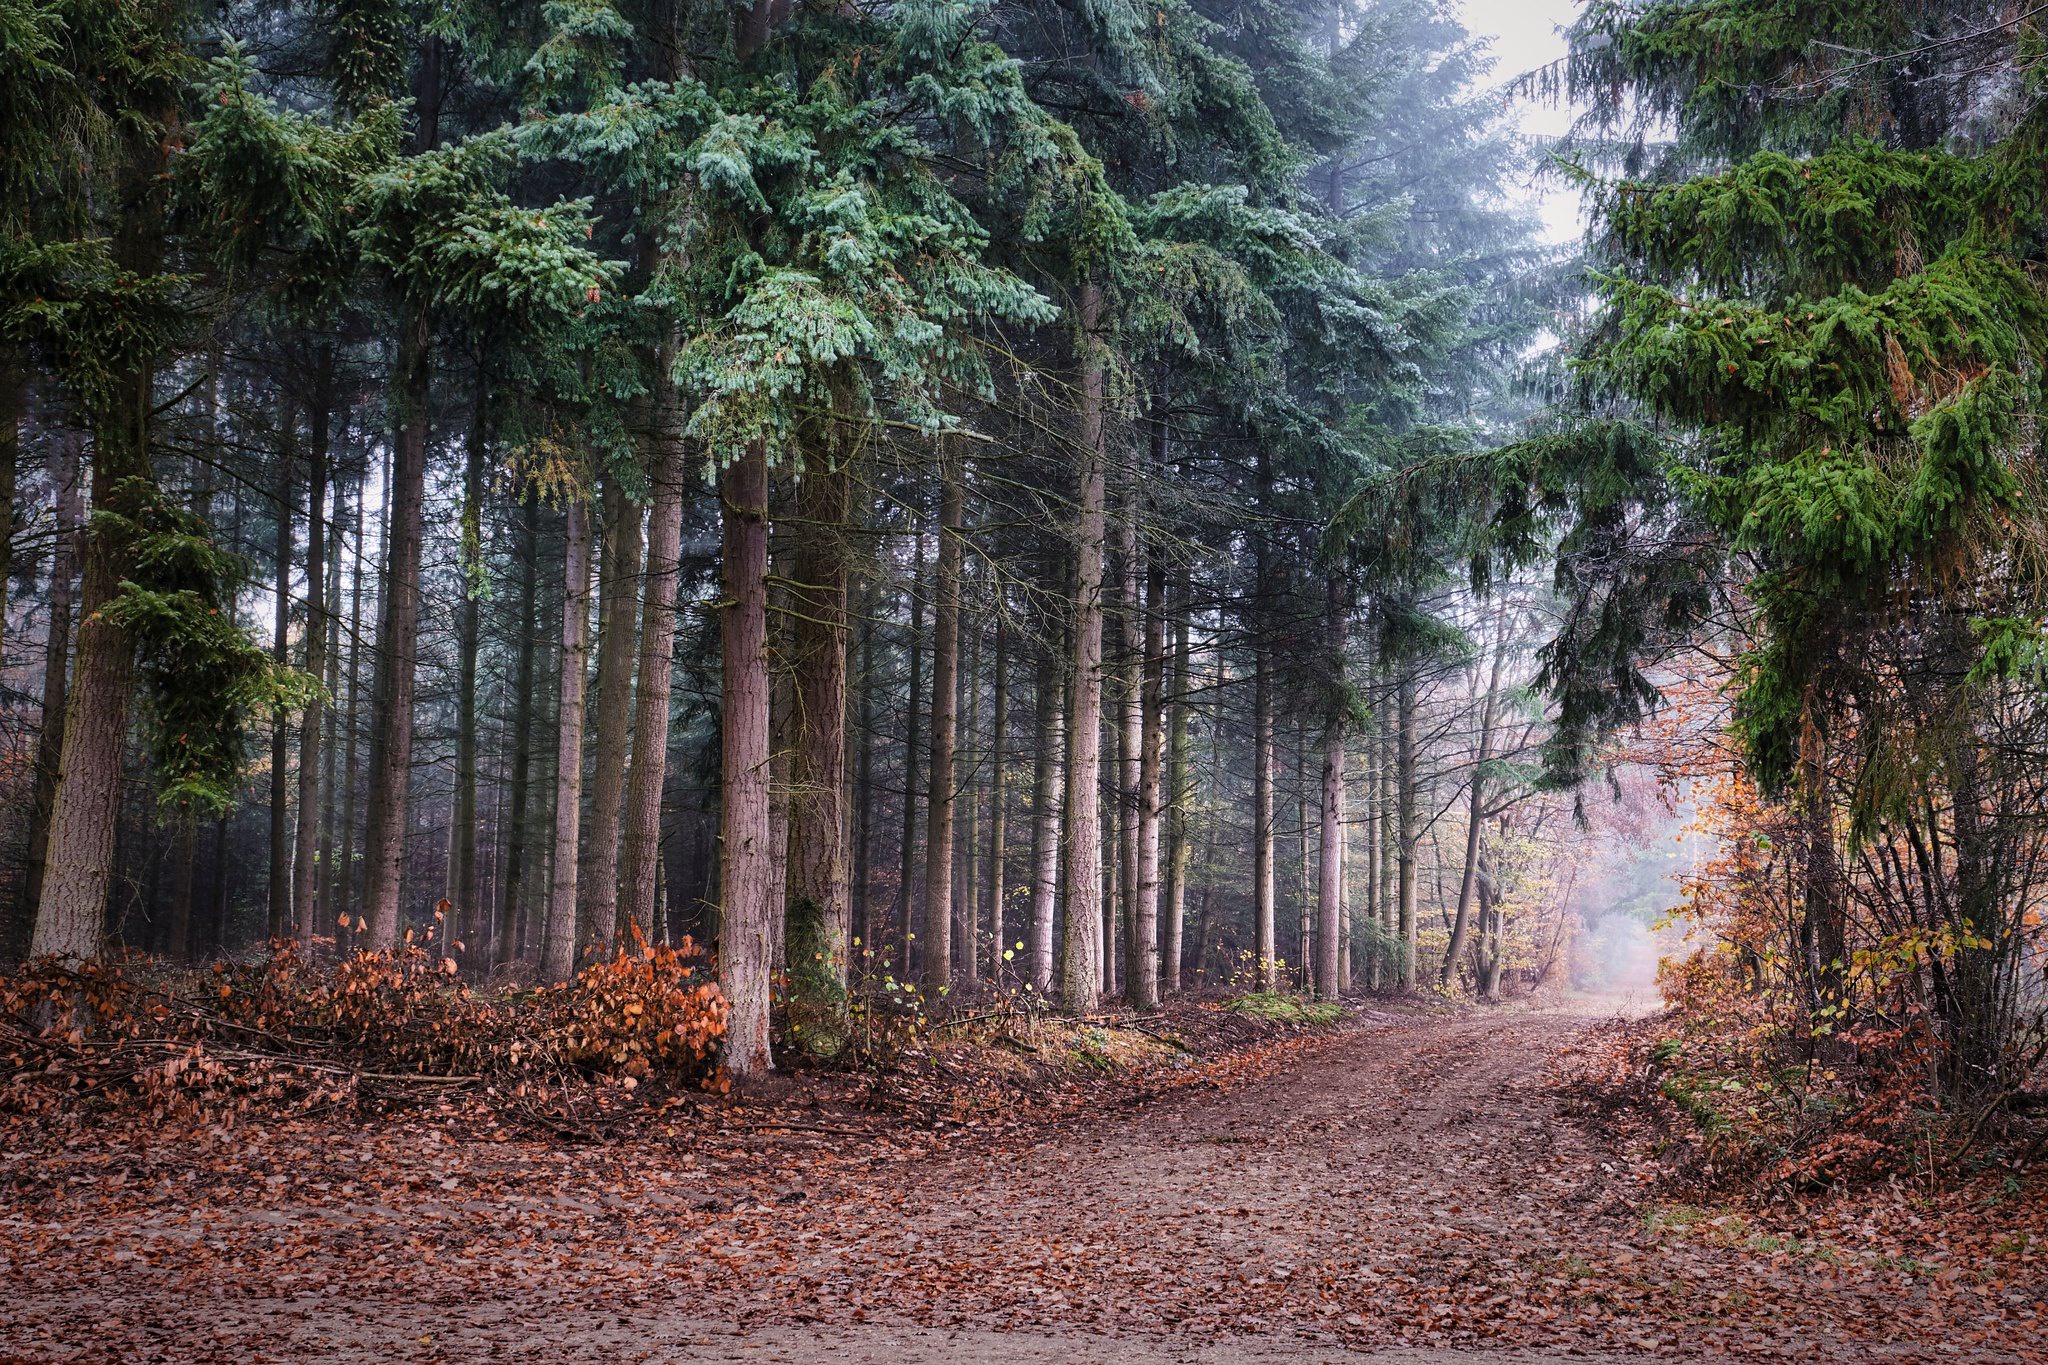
[1, 993, 2042, 1364]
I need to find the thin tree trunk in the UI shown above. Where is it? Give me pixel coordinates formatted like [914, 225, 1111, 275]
[923, 452, 963, 992]
[851, 582, 876, 962]
[170, 813, 197, 960]
[1114, 477, 1143, 1005]
[0, 347, 22, 676]
[291, 367, 333, 942]
[580, 475, 642, 948]
[1252, 451, 1276, 990]
[958, 601, 981, 983]
[987, 612, 1008, 978]
[897, 532, 925, 973]
[542, 498, 594, 982]
[450, 371, 490, 953]
[1060, 279, 1108, 1011]
[1440, 630, 1507, 987]
[497, 496, 542, 967]
[337, 477, 370, 926]
[1161, 600, 1190, 995]
[1363, 664, 1380, 989]
[1131, 549, 1165, 1009]
[618, 412, 686, 940]
[1296, 725, 1313, 990]
[1027, 630, 1062, 995]
[317, 481, 345, 939]
[720, 442, 775, 1080]
[269, 407, 297, 941]
[1396, 665, 1419, 989]
[1316, 578, 1346, 999]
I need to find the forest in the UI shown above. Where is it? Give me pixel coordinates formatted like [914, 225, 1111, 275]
[2, 0, 2046, 1361]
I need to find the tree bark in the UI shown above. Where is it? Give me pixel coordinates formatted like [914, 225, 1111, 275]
[1396, 665, 1419, 989]
[1315, 577, 1347, 999]
[22, 428, 83, 939]
[542, 498, 594, 982]
[268, 407, 296, 941]
[1161, 600, 1191, 995]
[720, 442, 775, 1080]
[1027, 628, 1062, 994]
[1131, 548, 1165, 1010]
[785, 458, 852, 1042]
[497, 495, 542, 967]
[1252, 453, 1276, 990]
[450, 369, 490, 954]
[0, 347, 22, 676]
[850, 582, 876, 961]
[618, 411, 686, 940]
[897, 532, 925, 974]
[1440, 629, 1506, 988]
[987, 612, 1009, 978]
[361, 302, 431, 949]
[923, 451, 963, 992]
[292, 365, 333, 942]
[32, 128, 167, 961]
[1060, 279, 1108, 1011]
[580, 475, 642, 947]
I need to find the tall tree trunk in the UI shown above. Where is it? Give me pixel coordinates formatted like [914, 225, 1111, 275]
[1362, 663, 1380, 989]
[0, 347, 22, 674]
[580, 475, 642, 947]
[618, 409, 686, 940]
[292, 365, 333, 941]
[1060, 279, 1109, 1011]
[986, 612, 1009, 979]
[1315, 578, 1347, 999]
[1252, 456, 1276, 990]
[1189, 698, 1225, 984]
[1440, 630, 1507, 987]
[897, 532, 925, 973]
[317, 481, 346, 939]
[450, 370, 490, 953]
[720, 443, 775, 1080]
[1296, 725, 1313, 989]
[1130, 549, 1165, 1009]
[542, 498, 594, 982]
[850, 583, 876, 962]
[21, 429, 83, 939]
[360, 48, 443, 950]
[1161, 600, 1191, 995]
[1027, 630, 1062, 995]
[497, 496, 542, 966]
[360, 303, 431, 949]
[959, 606, 981, 983]
[169, 813, 197, 960]
[923, 452, 963, 992]
[268, 408, 296, 941]
[336, 479, 370, 926]
[1114, 479, 1142, 1005]
[785, 459, 851, 1042]
[32, 131, 167, 961]
[1396, 665, 1419, 989]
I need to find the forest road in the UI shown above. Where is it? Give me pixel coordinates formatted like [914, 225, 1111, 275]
[2, 996, 2034, 1364]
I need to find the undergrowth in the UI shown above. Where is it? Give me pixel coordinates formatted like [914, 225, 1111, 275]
[0, 939, 731, 1126]
[1226, 990, 1343, 1026]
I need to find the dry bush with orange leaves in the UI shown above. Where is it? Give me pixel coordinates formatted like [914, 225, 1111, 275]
[0, 938, 731, 1124]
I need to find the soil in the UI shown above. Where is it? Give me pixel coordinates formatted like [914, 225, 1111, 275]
[1, 996, 2040, 1363]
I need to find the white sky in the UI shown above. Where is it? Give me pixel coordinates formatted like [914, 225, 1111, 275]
[1455, 0, 1586, 244]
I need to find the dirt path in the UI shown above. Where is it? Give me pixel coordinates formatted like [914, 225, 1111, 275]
[2, 1001, 2038, 1362]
